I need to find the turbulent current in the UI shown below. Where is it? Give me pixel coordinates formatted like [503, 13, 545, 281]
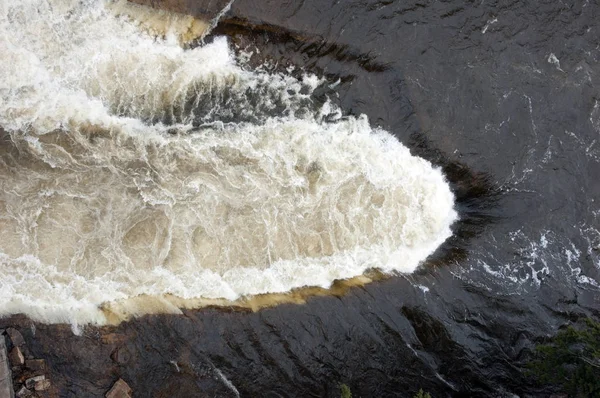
[0, 0, 456, 325]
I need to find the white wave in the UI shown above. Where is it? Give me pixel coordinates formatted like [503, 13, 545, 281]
[0, 0, 457, 325]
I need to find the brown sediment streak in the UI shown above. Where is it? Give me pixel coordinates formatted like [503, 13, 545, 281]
[109, 0, 211, 43]
[100, 274, 380, 325]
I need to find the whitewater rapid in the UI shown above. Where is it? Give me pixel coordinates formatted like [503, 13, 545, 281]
[0, 0, 457, 326]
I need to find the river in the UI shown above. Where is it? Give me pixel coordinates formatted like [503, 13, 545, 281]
[1, 0, 599, 396]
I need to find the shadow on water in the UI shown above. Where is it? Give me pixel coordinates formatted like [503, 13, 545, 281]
[408, 131, 503, 271]
[209, 17, 503, 274]
[209, 18, 392, 74]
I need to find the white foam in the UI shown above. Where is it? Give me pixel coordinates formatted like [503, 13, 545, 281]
[0, 0, 457, 325]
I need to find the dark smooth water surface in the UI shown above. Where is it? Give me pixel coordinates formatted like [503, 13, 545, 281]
[2, 1, 600, 397]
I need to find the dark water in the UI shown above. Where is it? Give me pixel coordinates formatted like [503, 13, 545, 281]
[2, 0, 600, 396]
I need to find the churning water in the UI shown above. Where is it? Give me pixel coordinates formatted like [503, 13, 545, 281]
[0, 0, 456, 325]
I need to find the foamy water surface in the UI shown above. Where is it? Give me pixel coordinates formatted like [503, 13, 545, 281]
[0, 0, 456, 325]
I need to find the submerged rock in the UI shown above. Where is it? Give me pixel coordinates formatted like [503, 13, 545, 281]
[24, 360, 45, 373]
[110, 348, 131, 365]
[106, 378, 132, 398]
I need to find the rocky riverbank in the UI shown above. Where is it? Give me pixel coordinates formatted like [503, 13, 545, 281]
[2, 327, 56, 397]
[0, 316, 243, 397]
[3, 328, 133, 398]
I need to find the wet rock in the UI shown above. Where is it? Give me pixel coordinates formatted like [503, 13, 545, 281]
[110, 348, 131, 365]
[34, 379, 51, 391]
[9, 347, 25, 366]
[17, 369, 44, 381]
[24, 359, 45, 373]
[25, 375, 45, 390]
[105, 378, 132, 398]
[15, 365, 45, 381]
[6, 328, 25, 348]
[16, 386, 33, 397]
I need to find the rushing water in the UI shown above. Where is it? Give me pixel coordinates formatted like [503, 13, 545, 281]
[0, 0, 456, 325]
[1, 0, 599, 396]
